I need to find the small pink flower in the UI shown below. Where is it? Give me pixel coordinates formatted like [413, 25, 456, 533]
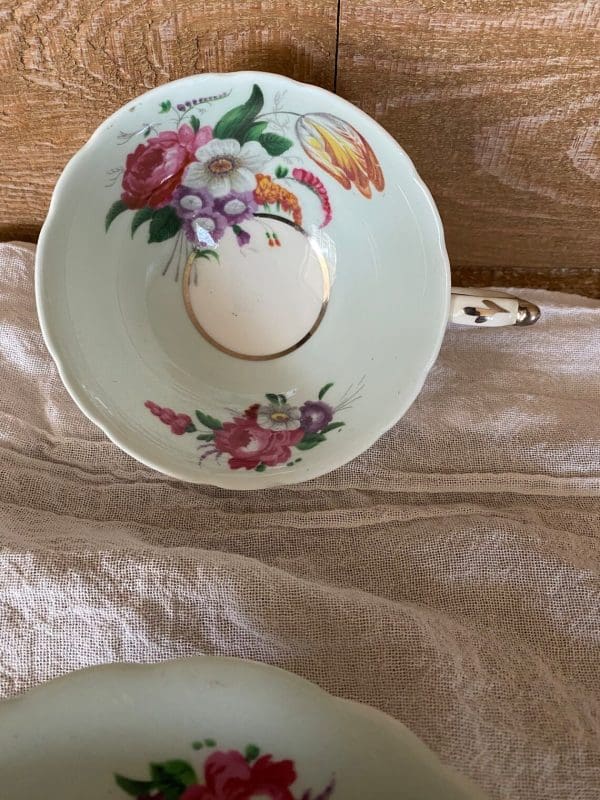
[145, 400, 162, 416]
[159, 408, 176, 424]
[145, 401, 193, 435]
[291, 168, 332, 227]
[171, 413, 193, 435]
[122, 123, 212, 209]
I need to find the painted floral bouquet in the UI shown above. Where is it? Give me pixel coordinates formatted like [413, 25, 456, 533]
[105, 83, 384, 274]
[145, 380, 363, 472]
[105, 82, 379, 474]
[115, 740, 335, 800]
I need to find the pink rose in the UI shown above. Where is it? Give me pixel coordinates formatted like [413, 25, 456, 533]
[121, 123, 212, 209]
[180, 750, 296, 800]
[214, 418, 303, 470]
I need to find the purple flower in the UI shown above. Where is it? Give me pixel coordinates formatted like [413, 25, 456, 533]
[214, 191, 257, 225]
[171, 186, 227, 246]
[233, 225, 251, 247]
[185, 210, 227, 247]
[172, 186, 214, 220]
[300, 400, 333, 433]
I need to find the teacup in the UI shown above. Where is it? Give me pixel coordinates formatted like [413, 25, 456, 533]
[36, 71, 539, 489]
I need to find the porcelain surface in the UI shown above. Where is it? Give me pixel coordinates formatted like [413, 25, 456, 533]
[0, 657, 486, 799]
[36, 71, 450, 487]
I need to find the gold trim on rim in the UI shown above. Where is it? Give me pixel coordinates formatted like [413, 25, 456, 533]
[182, 214, 331, 361]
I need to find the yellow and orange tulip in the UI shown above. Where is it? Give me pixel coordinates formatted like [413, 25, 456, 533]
[295, 113, 384, 199]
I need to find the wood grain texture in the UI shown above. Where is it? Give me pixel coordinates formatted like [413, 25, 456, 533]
[337, 0, 600, 296]
[452, 263, 600, 298]
[1, 0, 599, 295]
[0, 0, 338, 240]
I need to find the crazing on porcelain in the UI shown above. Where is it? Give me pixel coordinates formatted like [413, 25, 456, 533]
[115, 739, 336, 799]
[145, 381, 363, 472]
[105, 83, 384, 275]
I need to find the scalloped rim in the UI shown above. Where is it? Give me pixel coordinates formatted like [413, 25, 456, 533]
[0, 656, 485, 798]
[35, 71, 451, 489]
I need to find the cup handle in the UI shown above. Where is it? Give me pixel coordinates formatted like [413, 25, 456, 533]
[450, 288, 541, 327]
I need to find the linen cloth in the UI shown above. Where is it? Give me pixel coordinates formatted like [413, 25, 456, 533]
[1, 242, 599, 799]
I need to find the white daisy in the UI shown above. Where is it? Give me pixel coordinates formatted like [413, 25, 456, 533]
[183, 138, 270, 197]
[257, 403, 302, 432]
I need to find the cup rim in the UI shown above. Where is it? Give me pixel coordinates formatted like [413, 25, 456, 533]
[35, 70, 451, 488]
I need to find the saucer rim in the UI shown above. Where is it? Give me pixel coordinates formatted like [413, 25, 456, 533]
[0, 655, 485, 799]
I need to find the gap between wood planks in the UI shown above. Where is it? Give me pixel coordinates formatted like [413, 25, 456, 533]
[333, 0, 342, 92]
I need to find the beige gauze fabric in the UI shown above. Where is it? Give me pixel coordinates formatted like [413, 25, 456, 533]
[0, 242, 599, 799]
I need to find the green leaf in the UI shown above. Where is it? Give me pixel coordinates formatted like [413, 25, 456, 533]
[242, 120, 268, 142]
[213, 84, 264, 142]
[204, 738, 216, 747]
[197, 433, 214, 441]
[161, 788, 180, 800]
[131, 207, 154, 237]
[265, 393, 280, 405]
[321, 421, 344, 433]
[318, 382, 334, 400]
[105, 199, 127, 232]
[255, 463, 267, 472]
[159, 100, 172, 113]
[148, 205, 181, 243]
[194, 247, 219, 262]
[114, 774, 153, 796]
[296, 433, 327, 451]
[278, 394, 287, 404]
[151, 760, 197, 791]
[245, 743, 261, 762]
[258, 132, 293, 156]
[196, 410, 222, 430]
[192, 740, 204, 750]
[275, 164, 289, 178]
[190, 114, 200, 133]
[185, 423, 197, 433]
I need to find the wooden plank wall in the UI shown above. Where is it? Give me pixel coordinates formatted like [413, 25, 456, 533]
[337, 0, 600, 296]
[1, 0, 598, 295]
[0, 0, 338, 239]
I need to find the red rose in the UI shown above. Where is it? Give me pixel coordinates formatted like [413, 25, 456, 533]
[214, 418, 303, 470]
[244, 404, 260, 420]
[121, 123, 212, 209]
[180, 750, 296, 800]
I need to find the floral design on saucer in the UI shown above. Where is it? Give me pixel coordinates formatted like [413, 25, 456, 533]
[105, 83, 384, 277]
[145, 381, 363, 472]
[115, 738, 335, 799]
